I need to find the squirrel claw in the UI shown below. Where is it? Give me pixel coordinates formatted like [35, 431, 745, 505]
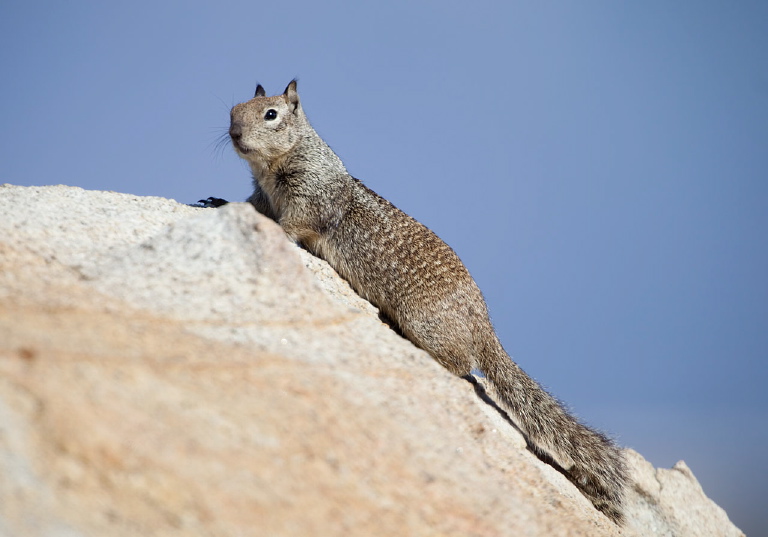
[190, 197, 229, 208]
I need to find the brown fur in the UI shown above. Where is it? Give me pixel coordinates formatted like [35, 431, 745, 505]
[228, 80, 627, 523]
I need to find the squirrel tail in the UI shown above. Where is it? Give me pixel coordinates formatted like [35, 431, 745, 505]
[477, 341, 627, 524]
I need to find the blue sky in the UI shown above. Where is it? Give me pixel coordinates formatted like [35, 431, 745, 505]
[2, 1, 766, 533]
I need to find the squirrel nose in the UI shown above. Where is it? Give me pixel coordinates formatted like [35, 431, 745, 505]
[229, 120, 243, 141]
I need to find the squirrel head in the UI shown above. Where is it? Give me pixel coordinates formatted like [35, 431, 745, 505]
[229, 80, 308, 165]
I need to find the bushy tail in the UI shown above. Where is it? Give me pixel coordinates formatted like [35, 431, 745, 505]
[478, 343, 627, 524]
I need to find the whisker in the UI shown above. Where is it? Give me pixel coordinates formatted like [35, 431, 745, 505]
[207, 93, 239, 161]
[211, 92, 233, 114]
[208, 128, 233, 162]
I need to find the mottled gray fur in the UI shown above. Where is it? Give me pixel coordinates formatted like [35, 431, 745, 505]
[228, 80, 627, 523]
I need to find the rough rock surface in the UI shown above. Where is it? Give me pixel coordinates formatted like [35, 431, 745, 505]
[0, 184, 744, 537]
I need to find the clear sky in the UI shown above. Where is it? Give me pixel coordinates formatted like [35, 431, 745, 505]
[2, 1, 766, 534]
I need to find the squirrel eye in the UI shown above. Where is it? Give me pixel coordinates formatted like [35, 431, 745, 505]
[264, 109, 278, 120]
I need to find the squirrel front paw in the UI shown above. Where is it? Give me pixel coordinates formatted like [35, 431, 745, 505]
[190, 197, 230, 208]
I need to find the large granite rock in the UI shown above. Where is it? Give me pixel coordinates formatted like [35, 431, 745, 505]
[0, 185, 744, 536]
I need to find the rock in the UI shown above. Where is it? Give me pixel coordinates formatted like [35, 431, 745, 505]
[622, 451, 745, 537]
[0, 184, 744, 536]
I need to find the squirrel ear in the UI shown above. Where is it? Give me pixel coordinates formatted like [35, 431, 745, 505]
[283, 79, 300, 113]
[254, 84, 266, 98]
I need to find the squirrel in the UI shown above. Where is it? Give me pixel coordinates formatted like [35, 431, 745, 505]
[200, 80, 628, 523]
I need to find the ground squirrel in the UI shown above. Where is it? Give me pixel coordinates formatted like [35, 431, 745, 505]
[202, 80, 627, 523]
